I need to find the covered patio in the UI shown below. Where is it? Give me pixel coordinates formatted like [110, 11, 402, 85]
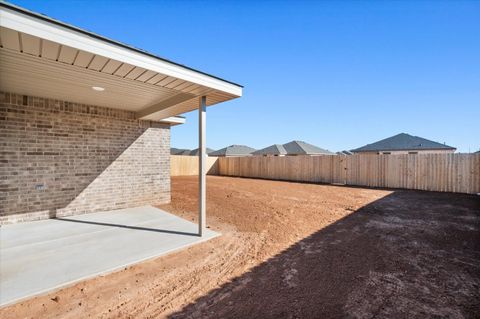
[0, 2, 241, 306]
[0, 206, 219, 306]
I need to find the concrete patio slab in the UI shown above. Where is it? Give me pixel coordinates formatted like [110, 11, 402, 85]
[0, 206, 219, 307]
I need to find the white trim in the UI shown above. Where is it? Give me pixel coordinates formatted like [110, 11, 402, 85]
[0, 7, 242, 97]
[158, 116, 186, 126]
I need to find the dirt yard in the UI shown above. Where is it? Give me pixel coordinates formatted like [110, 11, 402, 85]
[1, 176, 479, 318]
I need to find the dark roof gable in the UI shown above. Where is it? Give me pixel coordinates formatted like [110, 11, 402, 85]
[351, 133, 456, 152]
[171, 148, 190, 155]
[189, 148, 215, 156]
[282, 141, 334, 155]
[209, 145, 256, 156]
[252, 144, 287, 155]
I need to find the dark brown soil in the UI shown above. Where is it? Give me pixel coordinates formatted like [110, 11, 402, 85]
[1, 176, 479, 318]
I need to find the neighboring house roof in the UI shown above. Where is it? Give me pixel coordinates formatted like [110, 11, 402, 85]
[252, 144, 287, 156]
[210, 145, 256, 156]
[189, 148, 215, 156]
[336, 150, 353, 156]
[282, 141, 334, 155]
[171, 148, 190, 155]
[351, 133, 456, 153]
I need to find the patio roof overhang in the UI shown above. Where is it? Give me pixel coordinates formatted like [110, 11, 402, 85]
[0, 2, 237, 237]
[0, 2, 243, 122]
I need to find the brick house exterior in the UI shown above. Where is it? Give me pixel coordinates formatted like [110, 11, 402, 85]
[0, 92, 171, 224]
[0, 2, 242, 229]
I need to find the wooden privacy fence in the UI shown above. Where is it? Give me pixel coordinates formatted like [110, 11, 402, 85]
[171, 155, 219, 176]
[217, 154, 480, 194]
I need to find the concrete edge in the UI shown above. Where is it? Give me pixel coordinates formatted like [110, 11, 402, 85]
[0, 225, 220, 308]
[1, 205, 198, 251]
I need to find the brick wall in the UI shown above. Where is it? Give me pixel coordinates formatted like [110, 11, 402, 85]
[0, 92, 171, 224]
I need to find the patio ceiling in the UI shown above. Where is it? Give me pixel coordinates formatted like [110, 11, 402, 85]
[0, 3, 242, 121]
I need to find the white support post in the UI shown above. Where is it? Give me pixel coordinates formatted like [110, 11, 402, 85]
[198, 96, 207, 236]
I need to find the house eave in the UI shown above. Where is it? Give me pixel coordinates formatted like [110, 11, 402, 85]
[0, 2, 243, 121]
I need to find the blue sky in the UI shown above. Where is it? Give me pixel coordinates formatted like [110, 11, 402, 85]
[12, 0, 480, 153]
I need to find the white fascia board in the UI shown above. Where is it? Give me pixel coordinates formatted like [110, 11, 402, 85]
[0, 7, 243, 97]
[158, 116, 186, 126]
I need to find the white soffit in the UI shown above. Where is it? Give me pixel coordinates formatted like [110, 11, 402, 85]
[0, 3, 242, 121]
[158, 116, 186, 126]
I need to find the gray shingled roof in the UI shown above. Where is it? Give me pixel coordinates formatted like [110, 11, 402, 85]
[171, 148, 190, 155]
[209, 145, 256, 156]
[282, 141, 334, 155]
[351, 133, 456, 153]
[189, 148, 215, 156]
[252, 144, 287, 156]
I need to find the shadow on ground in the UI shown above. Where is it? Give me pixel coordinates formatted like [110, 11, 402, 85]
[169, 190, 480, 318]
[54, 217, 198, 237]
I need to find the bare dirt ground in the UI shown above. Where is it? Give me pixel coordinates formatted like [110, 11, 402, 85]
[1, 176, 479, 318]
